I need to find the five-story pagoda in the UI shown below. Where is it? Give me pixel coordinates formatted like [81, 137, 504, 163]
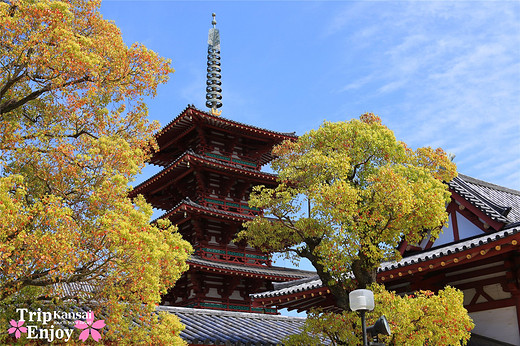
[130, 14, 313, 314]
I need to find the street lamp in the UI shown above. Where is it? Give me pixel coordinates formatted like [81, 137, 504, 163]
[349, 289, 374, 346]
[349, 289, 391, 346]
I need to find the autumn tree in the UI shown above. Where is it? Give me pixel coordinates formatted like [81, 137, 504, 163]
[284, 285, 473, 346]
[0, 1, 191, 344]
[238, 114, 472, 344]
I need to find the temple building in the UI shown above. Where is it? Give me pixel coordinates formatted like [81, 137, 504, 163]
[129, 104, 314, 313]
[251, 174, 520, 345]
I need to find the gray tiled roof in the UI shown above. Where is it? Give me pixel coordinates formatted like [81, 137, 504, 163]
[448, 174, 520, 224]
[378, 226, 519, 272]
[133, 149, 277, 197]
[189, 255, 316, 279]
[252, 276, 322, 300]
[456, 174, 520, 223]
[251, 226, 519, 299]
[53, 282, 96, 299]
[157, 104, 298, 140]
[251, 222, 520, 299]
[158, 306, 305, 346]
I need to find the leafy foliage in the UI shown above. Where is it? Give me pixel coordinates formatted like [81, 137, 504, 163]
[284, 285, 473, 346]
[0, 0, 191, 343]
[238, 114, 470, 343]
[239, 115, 456, 299]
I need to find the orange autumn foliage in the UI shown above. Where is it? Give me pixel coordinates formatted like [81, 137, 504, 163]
[0, 1, 191, 344]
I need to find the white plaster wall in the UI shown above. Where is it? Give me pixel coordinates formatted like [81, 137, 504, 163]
[456, 211, 485, 239]
[485, 283, 512, 301]
[433, 217, 455, 246]
[470, 306, 519, 345]
[206, 287, 220, 299]
[228, 289, 243, 300]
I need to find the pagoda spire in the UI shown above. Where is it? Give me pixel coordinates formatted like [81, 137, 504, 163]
[206, 13, 222, 115]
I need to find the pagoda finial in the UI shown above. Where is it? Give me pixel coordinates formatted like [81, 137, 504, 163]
[206, 13, 222, 115]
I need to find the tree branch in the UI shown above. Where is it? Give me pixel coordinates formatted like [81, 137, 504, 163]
[0, 75, 91, 115]
[0, 69, 27, 101]
[349, 154, 373, 181]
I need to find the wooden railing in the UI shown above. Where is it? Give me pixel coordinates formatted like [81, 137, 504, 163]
[198, 145, 259, 169]
[197, 195, 261, 216]
[196, 245, 271, 267]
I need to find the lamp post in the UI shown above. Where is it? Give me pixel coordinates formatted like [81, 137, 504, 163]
[349, 289, 391, 346]
[349, 289, 374, 346]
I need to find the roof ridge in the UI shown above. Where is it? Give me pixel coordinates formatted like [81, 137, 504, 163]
[449, 177, 510, 223]
[382, 227, 519, 271]
[158, 305, 306, 320]
[253, 227, 520, 299]
[454, 176, 511, 218]
[157, 104, 298, 140]
[458, 173, 520, 196]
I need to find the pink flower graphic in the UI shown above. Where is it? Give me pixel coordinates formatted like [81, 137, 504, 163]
[74, 311, 105, 342]
[8, 320, 27, 339]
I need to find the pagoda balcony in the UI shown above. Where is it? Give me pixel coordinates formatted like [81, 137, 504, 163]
[199, 145, 260, 170]
[195, 245, 271, 267]
[196, 195, 261, 217]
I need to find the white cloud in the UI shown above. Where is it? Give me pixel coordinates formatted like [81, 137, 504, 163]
[328, 1, 519, 188]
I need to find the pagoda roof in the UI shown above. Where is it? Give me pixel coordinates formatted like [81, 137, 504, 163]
[157, 198, 257, 223]
[157, 306, 306, 346]
[131, 150, 277, 199]
[188, 255, 316, 281]
[152, 105, 297, 167]
[157, 104, 297, 143]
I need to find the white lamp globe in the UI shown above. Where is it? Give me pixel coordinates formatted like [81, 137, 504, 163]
[349, 289, 375, 311]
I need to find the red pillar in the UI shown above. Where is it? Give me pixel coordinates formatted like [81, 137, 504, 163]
[514, 294, 520, 334]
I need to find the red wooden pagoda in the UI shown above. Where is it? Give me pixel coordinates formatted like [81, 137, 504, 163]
[130, 105, 314, 313]
[130, 15, 313, 315]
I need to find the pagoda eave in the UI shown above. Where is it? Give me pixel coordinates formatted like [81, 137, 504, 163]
[158, 199, 256, 224]
[131, 151, 277, 199]
[156, 105, 297, 146]
[188, 256, 315, 282]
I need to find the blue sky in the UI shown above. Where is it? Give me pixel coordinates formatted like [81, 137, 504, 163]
[101, 0, 520, 191]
